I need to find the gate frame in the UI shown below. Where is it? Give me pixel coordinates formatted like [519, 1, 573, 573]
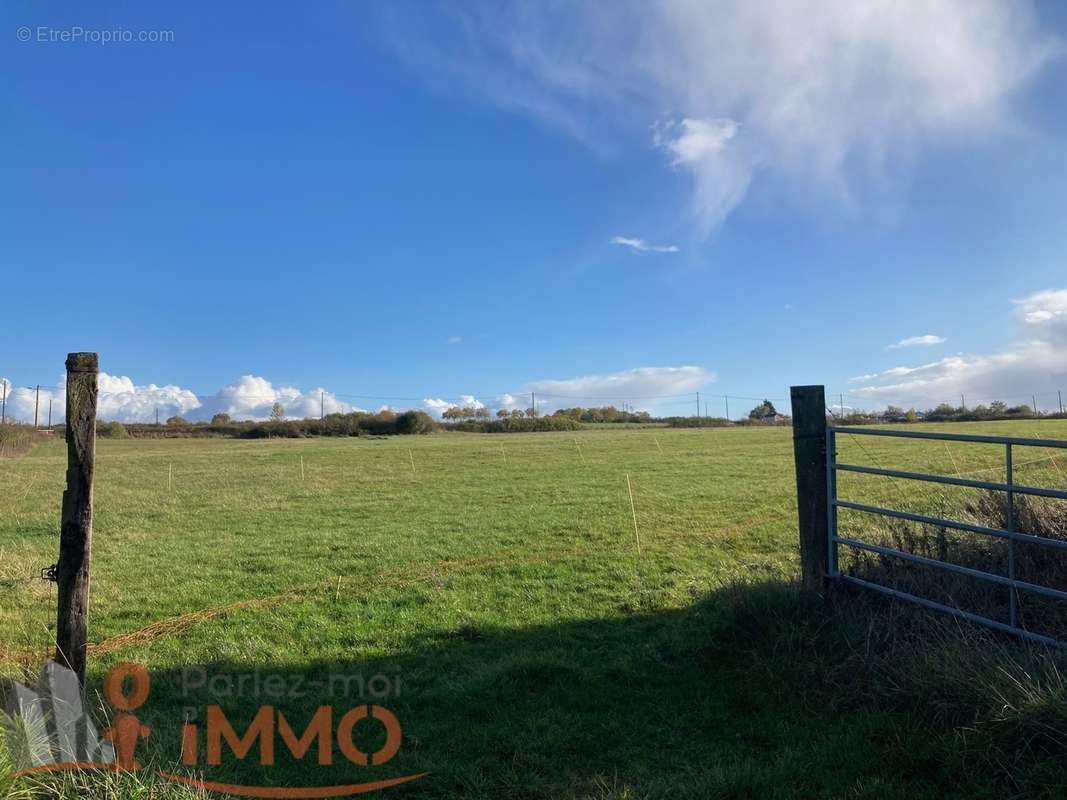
[791, 385, 1067, 647]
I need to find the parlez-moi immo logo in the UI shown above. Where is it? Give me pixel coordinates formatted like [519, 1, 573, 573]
[2, 660, 425, 798]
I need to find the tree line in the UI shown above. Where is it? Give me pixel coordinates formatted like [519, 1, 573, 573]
[83, 396, 1067, 440]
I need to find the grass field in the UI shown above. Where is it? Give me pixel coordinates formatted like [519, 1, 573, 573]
[2, 422, 1067, 798]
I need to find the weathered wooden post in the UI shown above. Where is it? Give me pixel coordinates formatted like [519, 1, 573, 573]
[790, 385, 830, 594]
[56, 352, 98, 684]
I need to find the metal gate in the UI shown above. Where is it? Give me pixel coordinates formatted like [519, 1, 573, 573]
[826, 426, 1067, 647]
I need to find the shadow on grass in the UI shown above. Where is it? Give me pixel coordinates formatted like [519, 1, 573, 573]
[85, 580, 1067, 800]
[8, 580, 1067, 800]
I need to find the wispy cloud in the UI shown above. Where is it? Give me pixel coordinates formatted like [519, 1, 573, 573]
[528, 366, 713, 402]
[392, 1, 1060, 236]
[447, 335, 463, 345]
[1015, 289, 1067, 324]
[610, 236, 679, 254]
[887, 334, 947, 350]
[420, 367, 714, 418]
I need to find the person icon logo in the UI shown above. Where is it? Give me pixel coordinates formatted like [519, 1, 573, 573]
[102, 663, 152, 770]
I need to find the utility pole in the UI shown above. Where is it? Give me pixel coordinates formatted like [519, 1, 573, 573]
[155, 407, 159, 426]
[1059, 390, 1063, 415]
[840, 393, 845, 418]
[56, 352, 98, 686]
[1033, 394, 1039, 416]
[696, 391, 700, 418]
[531, 392, 535, 415]
[48, 398, 52, 430]
[1, 379, 6, 424]
[704, 401, 708, 417]
[724, 395, 730, 420]
[320, 391, 324, 426]
[961, 394, 966, 411]
[34, 384, 40, 429]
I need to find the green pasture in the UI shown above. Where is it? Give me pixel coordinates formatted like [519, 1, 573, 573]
[2, 422, 1066, 798]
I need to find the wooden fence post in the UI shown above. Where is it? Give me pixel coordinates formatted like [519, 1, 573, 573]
[790, 385, 830, 594]
[56, 352, 98, 685]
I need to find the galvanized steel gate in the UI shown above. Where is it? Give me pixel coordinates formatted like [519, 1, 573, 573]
[826, 425, 1067, 647]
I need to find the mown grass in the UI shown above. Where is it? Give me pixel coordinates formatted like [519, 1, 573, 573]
[2, 422, 1067, 798]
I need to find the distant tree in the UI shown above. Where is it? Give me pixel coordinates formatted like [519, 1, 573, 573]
[525, 407, 539, 418]
[211, 413, 232, 425]
[748, 400, 778, 421]
[165, 415, 188, 427]
[496, 408, 510, 419]
[989, 401, 1008, 416]
[270, 402, 285, 422]
[475, 407, 491, 421]
[926, 403, 957, 422]
[510, 409, 525, 418]
[883, 405, 907, 423]
[395, 410, 435, 434]
[98, 421, 128, 438]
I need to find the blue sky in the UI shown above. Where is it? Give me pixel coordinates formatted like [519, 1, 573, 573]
[3, 1, 1067, 422]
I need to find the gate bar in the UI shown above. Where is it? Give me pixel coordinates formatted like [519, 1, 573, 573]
[829, 426, 1067, 449]
[839, 574, 1064, 649]
[834, 462, 1067, 501]
[834, 499, 1067, 551]
[835, 536, 1067, 603]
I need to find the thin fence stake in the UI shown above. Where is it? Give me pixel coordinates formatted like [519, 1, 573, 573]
[943, 442, 962, 477]
[168, 463, 173, 491]
[654, 436, 663, 454]
[300, 456, 305, 482]
[335, 576, 342, 602]
[1033, 428, 1065, 481]
[626, 473, 641, 555]
[500, 443, 507, 465]
[408, 449, 417, 476]
[575, 439, 585, 464]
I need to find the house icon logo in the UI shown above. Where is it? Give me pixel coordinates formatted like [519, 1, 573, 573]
[3, 661, 117, 771]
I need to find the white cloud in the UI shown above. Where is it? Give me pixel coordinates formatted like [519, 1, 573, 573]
[611, 236, 680, 253]
[423, 370, 713, 418]
[97, 374, 201, 422]
[204, 375, 356, 421]
[495, 393, 522, 411]
[396, 1, 1060, 235]
[528, 366, 713, 411]
[1, 381, 62, 426]
[421, 394, 487, 419]
[0, 373, 202, 425]
[1016, 289, 1067, 329]
[0, 373, 359, 424]
[654, 117, 751, 233]
[421, 398, 452, 417]
[447, 335, 463, 345]
[887, 334, 947, 350]
[851, 289, 1067, 409]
